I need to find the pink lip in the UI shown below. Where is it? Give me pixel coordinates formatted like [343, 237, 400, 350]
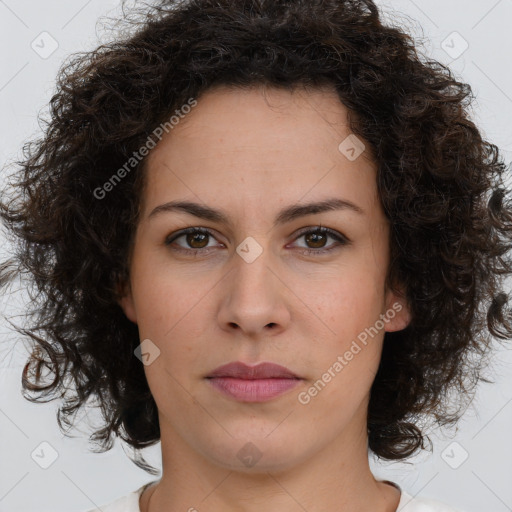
[207, 361, 300, 379]
[206, 362, 302, 402]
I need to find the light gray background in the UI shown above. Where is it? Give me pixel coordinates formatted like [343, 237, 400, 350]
[0, 1, 511, 511]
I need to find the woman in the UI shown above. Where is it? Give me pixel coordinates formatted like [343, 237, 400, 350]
[1, 0, 511, 511]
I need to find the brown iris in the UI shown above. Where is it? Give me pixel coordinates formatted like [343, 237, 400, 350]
[186, 232, 209, 249]
[304, 231, 328, 249]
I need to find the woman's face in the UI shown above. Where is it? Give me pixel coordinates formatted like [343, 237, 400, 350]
[120, 85, 410, 472]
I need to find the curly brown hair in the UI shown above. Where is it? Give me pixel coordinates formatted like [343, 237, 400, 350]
[1, 0, 511, 475]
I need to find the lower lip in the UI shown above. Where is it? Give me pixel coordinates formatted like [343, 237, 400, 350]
[207, 377, 301, 402]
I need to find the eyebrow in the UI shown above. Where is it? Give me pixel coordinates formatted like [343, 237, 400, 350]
[148, 197, 364, 227]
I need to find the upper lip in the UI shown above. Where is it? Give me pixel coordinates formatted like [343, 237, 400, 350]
[206, 362, 300, 379]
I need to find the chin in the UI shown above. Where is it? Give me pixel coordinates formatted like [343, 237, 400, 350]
[197, 432, 313, 473]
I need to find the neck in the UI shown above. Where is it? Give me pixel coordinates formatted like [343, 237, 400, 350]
[140, 411, 401, 512]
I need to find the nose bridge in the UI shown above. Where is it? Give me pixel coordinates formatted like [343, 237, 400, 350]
[232, 235, 276, 303]
[218, 234, 290, 334]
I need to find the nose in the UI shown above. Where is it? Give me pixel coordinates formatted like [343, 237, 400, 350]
[217, 240, 291, 338]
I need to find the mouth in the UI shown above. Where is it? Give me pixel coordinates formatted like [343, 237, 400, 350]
[205, 361, 302, 402]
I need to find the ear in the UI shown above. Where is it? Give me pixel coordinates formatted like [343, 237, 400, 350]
[383, 283, 411, 333]
[117, 279, 138, 324]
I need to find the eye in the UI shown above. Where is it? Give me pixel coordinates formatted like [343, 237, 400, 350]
[165, 227, 222, 254]
[289, 226, 349, 255]
[164, 225, 349, 256]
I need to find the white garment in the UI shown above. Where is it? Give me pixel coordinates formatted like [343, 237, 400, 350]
[86, 480, 465, 512]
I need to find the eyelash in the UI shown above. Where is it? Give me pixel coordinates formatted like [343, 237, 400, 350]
[164, 225, 349, 256]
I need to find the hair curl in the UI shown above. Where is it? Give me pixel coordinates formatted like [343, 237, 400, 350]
[1, 0, 512, 474]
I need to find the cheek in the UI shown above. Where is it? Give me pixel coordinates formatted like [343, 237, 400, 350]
[316, 268, 386, 341]
[129, 262, 214, 370]
[301, 268, 387, 397]
[302, 284, 385, 415]
[129, 253, 194, 337]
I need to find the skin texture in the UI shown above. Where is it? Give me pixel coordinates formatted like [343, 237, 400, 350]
[119, 85, 411, 512]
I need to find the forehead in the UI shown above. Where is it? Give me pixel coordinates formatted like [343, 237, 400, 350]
[142, 85, 380, 218]
[152, 84, 355, 155]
